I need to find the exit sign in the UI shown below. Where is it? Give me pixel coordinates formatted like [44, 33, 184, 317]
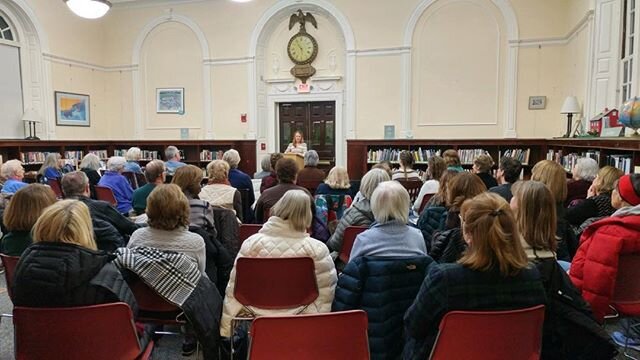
[297, 83, 311, 93]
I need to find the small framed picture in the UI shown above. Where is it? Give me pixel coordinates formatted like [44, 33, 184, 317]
[157, 88, 185, 114]
[528, 96, 547, 110]
[55, 91, 90, 127]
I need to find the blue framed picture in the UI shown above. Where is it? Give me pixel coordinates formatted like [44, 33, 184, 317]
[55, 91, 90, 127]
[157, 88, 185, 114]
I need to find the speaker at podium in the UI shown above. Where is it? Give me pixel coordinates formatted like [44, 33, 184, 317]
[283, 153, 305, 170]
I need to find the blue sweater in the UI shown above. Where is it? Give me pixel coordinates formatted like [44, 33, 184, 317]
[1, 178, 27, 194]
[165, 160, 186, 176]
[98, 171, 134, 214]
[43, 167, 62, 182]
[350, 221, 427, 260]
[228, 168, 255, 223]
[123, 161, 142, 174]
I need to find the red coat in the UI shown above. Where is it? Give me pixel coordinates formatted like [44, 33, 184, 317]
[569, 213, 640, 321]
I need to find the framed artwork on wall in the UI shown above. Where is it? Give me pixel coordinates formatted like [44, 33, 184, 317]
[528, 96, 547, 110]
[55, 91, 90, 127]
[157, 88, 185, 114]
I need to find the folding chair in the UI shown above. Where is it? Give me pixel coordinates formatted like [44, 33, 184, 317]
[397, 179, 423, 203]
[135, 172, 147, 187]
[13, 302, 154, 360]
[338, 226, 368, 264]
[606, 254, 640, 358]
[418, 193, 435, 214]
[0, 253, 19, 321]
[47, 178, 64, 199]
[248, 310, 369, 360]
[122, 171, 139, 190]
[95, 185, 118, 207]
[429, 305, 545, 360]
[239, 224, 261, 245]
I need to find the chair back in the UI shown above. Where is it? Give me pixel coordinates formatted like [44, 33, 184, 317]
[297, 180, 322, 195]
[418, 193, 435, 214]
[13, 302, 152, 360]
[95, 185, 117, 207]
[234, 257, 318, 309]
[429, 305, 545, 360]
[339, 226, 369, 264]
[122, 171, 138, 190]
[47, 178, 64, 199]
[611, 254, 640, 315]
[239, 224, 261, 244]
[249, 310, 369, 360]
[0, 253, 19, 301]
[128, 275, 184, 324]
[135, 172, 147, 187]
[397, 179, 423, 203]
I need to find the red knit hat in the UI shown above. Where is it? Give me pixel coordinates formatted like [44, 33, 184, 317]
[617, 174, 640, 206]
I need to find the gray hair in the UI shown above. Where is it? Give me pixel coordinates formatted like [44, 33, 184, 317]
[80, 153, 101, 171]
[223, 149, 240, 169]
[61, 171, 89, 197]
[126, 147, 142, 161]
[270, 190, 313, 232]
[573, 157, 599, 182]
[1, 160, 23, 179]
[304, 150, 319, 167]
[260, 155, 271, 172]
[370, 180, 410, 224]
[360, 168, 391, 200]
[107, 156, 126, 172]
[165, 146, 180, 161]
[38, 153, 61, 175]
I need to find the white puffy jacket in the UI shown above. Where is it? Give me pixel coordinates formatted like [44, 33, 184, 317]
[220, 216, 337, 337]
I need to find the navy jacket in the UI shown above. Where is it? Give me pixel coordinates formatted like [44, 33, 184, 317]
[332, 256, 435, 360]
[417, 206, 447, 251]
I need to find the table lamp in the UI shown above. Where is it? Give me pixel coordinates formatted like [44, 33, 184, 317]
[22, 109, 41, 140]
[560, 96, 581, 138]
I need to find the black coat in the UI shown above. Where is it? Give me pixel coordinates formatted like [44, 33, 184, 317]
[211, 206, 240, 258]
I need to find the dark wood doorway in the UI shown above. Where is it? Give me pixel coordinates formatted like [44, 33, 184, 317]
[278, 101, 336, 164]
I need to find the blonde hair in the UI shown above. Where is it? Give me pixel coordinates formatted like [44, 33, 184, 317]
[146, 184, 190, 230]
[512, 181, 558, 253]
[270, 190, 313, 232]
[473, 154, 494, 173]
[32, 200, 97, 251]
[291, 130, 304, 146]
[172, 165, 203, 198]
[370, 181, 410, 224]
[4, 184, 57, 232]
[207, 160, 230, 181]
[531, 160, 568, 204]
[324, 166, 350, 189]
[125, 147, 142, 162]
[80, 153, 101, 171]
[38, 153, 61, 175]
[459, 192, 528, 276]
[593, 166, 624, 194]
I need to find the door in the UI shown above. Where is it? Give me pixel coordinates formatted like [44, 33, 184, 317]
[279, 101, 336, 163]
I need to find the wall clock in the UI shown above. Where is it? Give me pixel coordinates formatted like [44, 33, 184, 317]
[288, 10, 318, 84]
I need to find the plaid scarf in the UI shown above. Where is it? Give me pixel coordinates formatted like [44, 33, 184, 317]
[115, 247, 201, 306]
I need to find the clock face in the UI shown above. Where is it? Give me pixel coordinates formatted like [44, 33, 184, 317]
[287, 33, 318, 65]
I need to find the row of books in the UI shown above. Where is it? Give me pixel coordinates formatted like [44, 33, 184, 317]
[457, 149, 489, 165]
[366, 148, 495, 164]
[607, 155, 633, 174]
[499, 149, 531, 165]
[200, 150, 225, 161]
[113, 149, 162, 161]
[546, 150, 602, 172]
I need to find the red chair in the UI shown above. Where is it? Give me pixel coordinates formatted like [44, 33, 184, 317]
[418, 193, 435, 214]
[248, 310, 369, 360]
[13, 302, 154, 360]
[397, 179, 423, 203]
[239, 224, 261, 245]
[128, 276, 184, 324]
[429, 305, 545, 360]
[606, 254, 640, 357]
[95, 185, 118, 207]
[0, 253, 19, 302]
[339, 226, 368, 264]
[47, 178, 64, 199]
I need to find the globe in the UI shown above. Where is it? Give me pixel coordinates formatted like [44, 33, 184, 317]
[619, 96, 640, 135]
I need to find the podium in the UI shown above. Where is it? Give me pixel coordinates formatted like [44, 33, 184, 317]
[284, 153, 305, 170]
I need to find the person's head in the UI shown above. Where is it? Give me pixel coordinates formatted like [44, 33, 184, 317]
[572, 157, 599, 182]
[497, 156, 522, 184]
[79, 153, 101, 171]
[223, 149, 241, 169]
[260, 155, 271, 172]
[531, 160, 567, 204]
[511, 181, 557, 253]
[304, 150, 319, 167]
[106, 156, 126, 173]
[399, 151, 414, 169]
[324, 166, 350, 189]
[370, 180, 411, 224]
[39, 153, 61, 174]
[165, 146, 181, 161]
[447, 172, 487, 212]
[292, 131, 304, 145]
[126, 147, 142, 162]
[207, 159, 230, 182]
[144, 159, 166, 184]
[592, 166, 624, 195]
[612, 174, 640, 209]
[146, 184, 190, 230]
[4, 184, 56, 232]
[443, 149, 461, 167]
[270, 189, 312, 232]
[276, 158, 298, 184]
[172, 165, 203, 198]
[33, 200, 97, 251]
[434, 170, 459, 203]
[372, 161, 393, 178]
[459, 192, 528, 276]
[270, 152, 284, 172]
[427, 156, 446, 181]
[359, 168, 391, 200]
[61, 171, 90, 197]
[473, 154, 494, 174]
[1, 160, 25, 180]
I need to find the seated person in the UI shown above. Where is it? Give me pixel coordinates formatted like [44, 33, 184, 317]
[316, 166, 352, 196]
[260, 152, 283, 193]
[200, 160, 242, 221]
[255, 158, 312, 223]
[0, 160, 27, 195]
[392, 151, 422, 181]
[472, 154, 497, 190]
[131, 160, 165, 214]
[164, 145, 187, 176]
[38, 153, 63, 182]
[442, 149, 464, 173]
[284, 130, 307, 155]
[414, 156, 445, 212]
[566, 166, 623, 227]
[297, 150, 326, 184]
[172, 165, 216, 235]
[124, 147, 143, 174]
[98, 156, 134, 215]
[254, 155, 271, 180]
[79, 153, 102, 199]
[489, 156, 522, 203]
[566, 157, 599, 207]
[223, 149, 254, 223]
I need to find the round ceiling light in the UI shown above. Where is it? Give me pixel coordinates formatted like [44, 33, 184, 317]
[64, 0, 112, 19]
[230, 0, 253, 3]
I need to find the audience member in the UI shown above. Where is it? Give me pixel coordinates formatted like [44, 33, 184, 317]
[566, 165, 623, 227]
[472, 154, 497, 189]
[1, 184, 56, 256]
[38, 152, 62, 182]
[12, 200, 137, 310]
[255, 157, 311, 223]
[124, 147, 143, 174]
[489, 156, 522, 202]
[131, 159, 165, 215]
[164, 145, 187, 176]
[424, 170, 458, 208]
[316, 166, 351, 196]
[403, 192, 546, 359]
[392, 151, 421, 181]
[98, 156, 134, 214]
[296, 150, 326, 184]
[372, 160, 393, 178]
[284, 130, 307, 154]
[413, 155, 445, 212]
[260, 152, 283, 193]
[566, 157, 599, 207]
[128, 184, 206, 273]
[223, 149, 254, 222]
[172, 165, 216, 235]
[220, 190, 337, 338]
[0, 160, 27, 194]
[200, 160, 242, 221]
[79, 153, 102, 199]
[253, 155, 271, 179]
[442, 149, 463, 172]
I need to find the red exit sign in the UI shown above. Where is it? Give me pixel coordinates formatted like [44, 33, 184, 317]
[297, 83, 311, 93]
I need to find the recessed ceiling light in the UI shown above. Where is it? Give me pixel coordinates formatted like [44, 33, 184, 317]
[64, 0, 112, 19]
[230, 0, 253, 3]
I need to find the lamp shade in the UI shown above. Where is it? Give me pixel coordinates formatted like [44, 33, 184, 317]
[560, 96, 581, 114]
[21, 109, 40, 122]
[64, 0, 111, 19]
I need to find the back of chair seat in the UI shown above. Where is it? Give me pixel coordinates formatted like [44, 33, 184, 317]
[47, 178, 64, 199]
[95, 185, 117, 207]
[122, 171, 138, 190]
[397, 179, 423, 203]
[339, 226, 368, 264]
[611, 254, 640, 316]
[0, 253, 19, 301]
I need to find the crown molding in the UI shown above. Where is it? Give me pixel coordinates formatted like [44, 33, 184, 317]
[111, 0, 212, 10]
[511, 10, 594, 47]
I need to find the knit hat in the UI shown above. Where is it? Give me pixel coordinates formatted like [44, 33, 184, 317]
[617, 174, 640, 206]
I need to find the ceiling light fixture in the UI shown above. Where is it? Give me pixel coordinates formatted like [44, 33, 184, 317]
[230, 0, 253, 3]
[64, 0, 112, 19]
